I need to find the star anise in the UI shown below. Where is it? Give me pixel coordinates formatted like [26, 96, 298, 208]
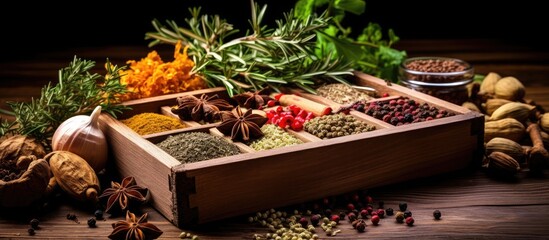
[99, 176, 149, 214]
[108, 211, 163, 240]
[216, 106, 268, 142]
[232, 88, 273, 109]
[171, 94, 233, 122]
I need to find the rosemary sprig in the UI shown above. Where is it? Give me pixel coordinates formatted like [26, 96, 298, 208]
[0, 56, 129, 144]
[145, 0, 354, 97]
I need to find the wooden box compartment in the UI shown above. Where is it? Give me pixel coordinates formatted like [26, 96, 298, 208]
[98, 72, 485, 227]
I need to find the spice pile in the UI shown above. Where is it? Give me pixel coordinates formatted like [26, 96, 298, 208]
[156, 132, 240, 163]
[344, 97, 456, 126]
[304, 113, 376, 139]
[121, 112, 187, 135]
[316, 83, 375, 105]
[118, 41, 207, 101]
[403, 58, 469, 83]
[0, 159, 21, 181]
[249, 125, 303, 151]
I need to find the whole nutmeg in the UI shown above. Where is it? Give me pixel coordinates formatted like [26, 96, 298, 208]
[494, 76, 525, 101]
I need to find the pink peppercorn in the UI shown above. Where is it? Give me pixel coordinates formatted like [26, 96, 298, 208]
[331, 214, 340, 224]
[371, 215, 380, 225]
[406, 216, 414, 226]
[377, 209, 385, 218]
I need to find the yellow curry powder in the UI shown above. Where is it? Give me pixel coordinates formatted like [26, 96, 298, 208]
[120, 113, 187, 135]
[119, 41, 207, 101]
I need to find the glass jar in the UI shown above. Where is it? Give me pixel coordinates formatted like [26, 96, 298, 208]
[399, 57, 474, 106]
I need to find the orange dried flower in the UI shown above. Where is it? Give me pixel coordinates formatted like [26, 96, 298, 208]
[119, 41, 206, 101]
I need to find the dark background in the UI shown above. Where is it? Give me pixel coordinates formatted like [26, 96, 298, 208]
[1, 0, 546, 58]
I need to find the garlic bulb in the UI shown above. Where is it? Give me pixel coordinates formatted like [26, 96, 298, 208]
[51, 106, 107, 172]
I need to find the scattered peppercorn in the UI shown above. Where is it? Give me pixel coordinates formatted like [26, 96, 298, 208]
[371, 215, 380, 226]
[299, 217, 308, 228]
[347, 212, 357, 222]
[355, 219, 367, 232]
[94, 209, 104, 220]
[347, 203, 355, 212]
[404, 210, 412, 219]
[66, 213, 79, 224]
[338, 211, 346, 220]
[87, 218, 96, 228]
[66, 213, 76, 220]
[433, 210, 442, 220]
[385, 208, 394, 216]
[395, 211, 405, 223]
[330, 214, 340, 224]
[27, 228, 35, 236]
[310, 214, 321, 226]
[29, 218, 39, 229]
[359, 209, 369, 219]
[377, 209, 385, 218]
[399, 202, 408, 211]
[405, 216, 415, 226]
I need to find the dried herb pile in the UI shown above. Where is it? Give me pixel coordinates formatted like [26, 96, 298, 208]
[156, 132, 240, 163]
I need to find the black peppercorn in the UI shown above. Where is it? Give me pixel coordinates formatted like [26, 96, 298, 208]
[399, 202, 408, 211]
[404, 210, 412, 218]
[385, 208, 394, 216]
[339, 211, 346, 220]
[94, 209, 104, 220]
[66, 213, 76, 220]
[87, 218, 96, 228]
[29, 218, 39, 229]
[433, 210, 442, 220]
[27, 228, 35, 236]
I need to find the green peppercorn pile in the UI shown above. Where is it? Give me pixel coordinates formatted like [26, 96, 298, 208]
[249, 125, 304, 151]
[303, 113, 376, 139]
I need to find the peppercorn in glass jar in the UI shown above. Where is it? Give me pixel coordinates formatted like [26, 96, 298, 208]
[399, 57, 474, 105]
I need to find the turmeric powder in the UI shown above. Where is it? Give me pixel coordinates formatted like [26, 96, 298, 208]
[120, 113, 187, 135]
[119, 41, 207, 101]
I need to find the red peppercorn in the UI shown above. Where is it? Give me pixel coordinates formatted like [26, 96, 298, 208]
[291, 120, 303, 131]
[382, 93, 390, 97]
[274, 93, 284, 101]
[310, 214, 321, 226]
[299, 217, 308, 227]
[267, 100, 277, 107]
[377, 209, 385, 218]
[371, 215, 380, 225]
[359, 209, 369, 219]
[347, 203, 355, 212]
[330, 214, 340, 224]
[405, 216, 414, 226]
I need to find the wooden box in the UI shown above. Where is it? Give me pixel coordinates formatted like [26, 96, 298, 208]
[98, 72, 484, 227]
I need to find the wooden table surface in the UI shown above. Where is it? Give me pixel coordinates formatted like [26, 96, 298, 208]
[1, 39, 549, 239]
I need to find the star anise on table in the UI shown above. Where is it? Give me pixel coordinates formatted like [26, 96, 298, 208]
[171, 94, 234, 122]
[99, 176, 149, 214]
[216, 106, 268, 142]
[232, 88, 273, 109]
[108, 211, 163, 240]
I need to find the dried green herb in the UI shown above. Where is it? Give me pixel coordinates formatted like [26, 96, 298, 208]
[249, 124, 303, 151]
[156, 132, 240, 163]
